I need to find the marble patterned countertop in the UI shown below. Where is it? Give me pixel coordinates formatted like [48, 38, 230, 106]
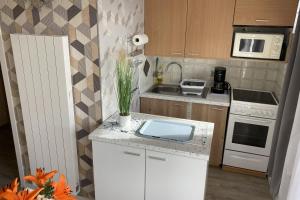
[89, 112, 214, 161]
[140, 90, 230, 107]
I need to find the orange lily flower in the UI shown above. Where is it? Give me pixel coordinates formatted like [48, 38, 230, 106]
[52, 175, 75, 200]
[17, 188, 43, 200]
[0, 190, 19, 200]
[0, 178, 19, 194]
[24, 168, 57, 187]
[0, 188, 42, 200]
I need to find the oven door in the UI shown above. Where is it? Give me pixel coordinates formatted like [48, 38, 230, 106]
[225, 114, 275, 156]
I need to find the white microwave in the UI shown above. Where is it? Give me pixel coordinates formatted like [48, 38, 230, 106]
[232, 33, 284, 60]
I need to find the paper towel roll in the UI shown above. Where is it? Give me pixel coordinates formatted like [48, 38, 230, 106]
[132, 34, 149, 46]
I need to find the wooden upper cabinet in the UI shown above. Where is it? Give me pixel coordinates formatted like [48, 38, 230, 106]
[185, 0, 236, 59]
[234, 0, 298, 26]
[144, 0, 188, 57]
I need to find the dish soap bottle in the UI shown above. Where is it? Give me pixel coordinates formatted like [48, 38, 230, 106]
[156, 64, 164, 85]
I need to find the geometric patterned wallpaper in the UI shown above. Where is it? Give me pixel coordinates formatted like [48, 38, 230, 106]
[0, 0, 101, 198]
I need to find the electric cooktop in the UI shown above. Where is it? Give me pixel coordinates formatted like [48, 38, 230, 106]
[232, 89, 278, 105]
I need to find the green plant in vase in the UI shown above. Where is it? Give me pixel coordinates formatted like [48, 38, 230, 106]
[116, 51, 133, 129]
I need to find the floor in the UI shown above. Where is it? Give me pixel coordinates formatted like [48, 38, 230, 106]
[0, 124, 19, 188]
[206, 167, 272, 200]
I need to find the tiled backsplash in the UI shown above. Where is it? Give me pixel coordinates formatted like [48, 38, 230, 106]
[147, 56, 287, 99]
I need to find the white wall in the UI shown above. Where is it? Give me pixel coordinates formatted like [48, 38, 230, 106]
[98, 0, 146, 120]
[278, 92, 300, 200]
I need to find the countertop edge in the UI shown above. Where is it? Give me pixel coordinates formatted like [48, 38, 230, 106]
[140, 92, 230, 107]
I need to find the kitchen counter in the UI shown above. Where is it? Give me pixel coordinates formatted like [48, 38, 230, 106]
[140, 90, 230, 107]
[89, 112, 214, 160]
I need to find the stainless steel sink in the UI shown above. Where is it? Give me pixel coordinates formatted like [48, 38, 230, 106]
[149, 84, 209, 98]
[150, 84, 181, 95]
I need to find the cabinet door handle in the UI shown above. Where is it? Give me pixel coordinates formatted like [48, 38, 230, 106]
[186, 53, 200, 56]
[148, 156, 166, 161]
[255, 19, 270, 22]
[172, 52, 183, 55]
[211, 107, 225, 111]
[124, 151, 141, 157]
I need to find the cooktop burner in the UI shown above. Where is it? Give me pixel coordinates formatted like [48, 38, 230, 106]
[233, 89, 278, 105]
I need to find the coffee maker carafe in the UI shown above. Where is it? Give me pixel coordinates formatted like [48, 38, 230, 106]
[211, 67, 228, 94]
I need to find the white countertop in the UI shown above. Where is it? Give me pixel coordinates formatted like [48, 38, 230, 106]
[89, 112, 214, 161]
[140, 91, 230, 107]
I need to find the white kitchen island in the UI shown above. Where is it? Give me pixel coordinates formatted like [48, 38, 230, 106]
[89, 112, 214, 200]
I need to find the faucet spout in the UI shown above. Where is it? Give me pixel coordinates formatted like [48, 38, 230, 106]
[165, 62, 183, 83]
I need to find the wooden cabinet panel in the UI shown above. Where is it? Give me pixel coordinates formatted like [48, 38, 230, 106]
[185, 0, 235, 59]
[168, 101, 188, 119]
[146, 150, 207, 200]
[234, 0, 298, 26]
[144, 0, 188, 57]
[141, 98, 187, 119]
[141, 97, 169, 116]
[191, 103, 228, 166]
[207, 105, 228, 166]
[93, 142, 145, 200]
[191, 103, 208, 121]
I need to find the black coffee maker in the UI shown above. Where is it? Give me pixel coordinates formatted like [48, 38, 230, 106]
[211, 67, 228, 94]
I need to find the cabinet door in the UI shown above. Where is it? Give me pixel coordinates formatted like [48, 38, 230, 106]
[145, 0, 188, 57]
[168, 100, 188, 119]
[191, 103, 208, 121]
[140, 97, 169, 116]
[146, 150, 208, 200]
[185, 0, 236, 59]
[207, 105, 228, 166]
[92, 142, 145, 200]
[234, 0, 298, 26]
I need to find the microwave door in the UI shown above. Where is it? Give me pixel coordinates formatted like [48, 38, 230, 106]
[239, 39, 265, 53]
[251, 39, 265, 52]
[239, 39, 252, 52]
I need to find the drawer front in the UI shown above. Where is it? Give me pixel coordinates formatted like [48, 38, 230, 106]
[223, 150, 269, 172]
[234, 0, 298, 26]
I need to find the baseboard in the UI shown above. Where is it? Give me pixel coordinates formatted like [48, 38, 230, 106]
[222, 165, 267, 178]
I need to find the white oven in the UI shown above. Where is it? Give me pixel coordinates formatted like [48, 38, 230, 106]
[223, 88, 278, 172]
[232, 32, 284, 59]
[225, 114, 275, 156]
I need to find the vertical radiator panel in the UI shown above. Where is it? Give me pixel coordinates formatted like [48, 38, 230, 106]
[11, 34, 79, 193]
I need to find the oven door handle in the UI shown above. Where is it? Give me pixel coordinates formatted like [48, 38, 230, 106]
[236, 117, 273, 125]
[232, 155, 261, 162]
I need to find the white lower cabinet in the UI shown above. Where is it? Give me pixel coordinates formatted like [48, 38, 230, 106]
[93, 142, 208, 200]
[145, 150, 208, 200]
[92, 142, 145, 200]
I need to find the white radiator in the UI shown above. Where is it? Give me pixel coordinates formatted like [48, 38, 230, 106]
[11, 34, 79, 193]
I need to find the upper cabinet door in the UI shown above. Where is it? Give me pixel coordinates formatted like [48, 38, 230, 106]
[185, 0, 236, 59]
[144, 0, 188, 57]
[234, 0, 298, 26]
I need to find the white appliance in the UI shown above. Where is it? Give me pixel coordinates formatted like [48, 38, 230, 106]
[232, 32, 284, 59]
[11, 34, 79, 193]
[223, 89, 279, 172]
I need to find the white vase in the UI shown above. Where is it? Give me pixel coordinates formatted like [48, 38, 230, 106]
[119, 114, 131, 130]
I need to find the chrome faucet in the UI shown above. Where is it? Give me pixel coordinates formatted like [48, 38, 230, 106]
[165, 61, 183, 83]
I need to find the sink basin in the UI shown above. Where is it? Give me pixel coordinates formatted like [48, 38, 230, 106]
[149, 84, 209, 98]
[150, 84, 181, 95]
[136, 119, 195, 143]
